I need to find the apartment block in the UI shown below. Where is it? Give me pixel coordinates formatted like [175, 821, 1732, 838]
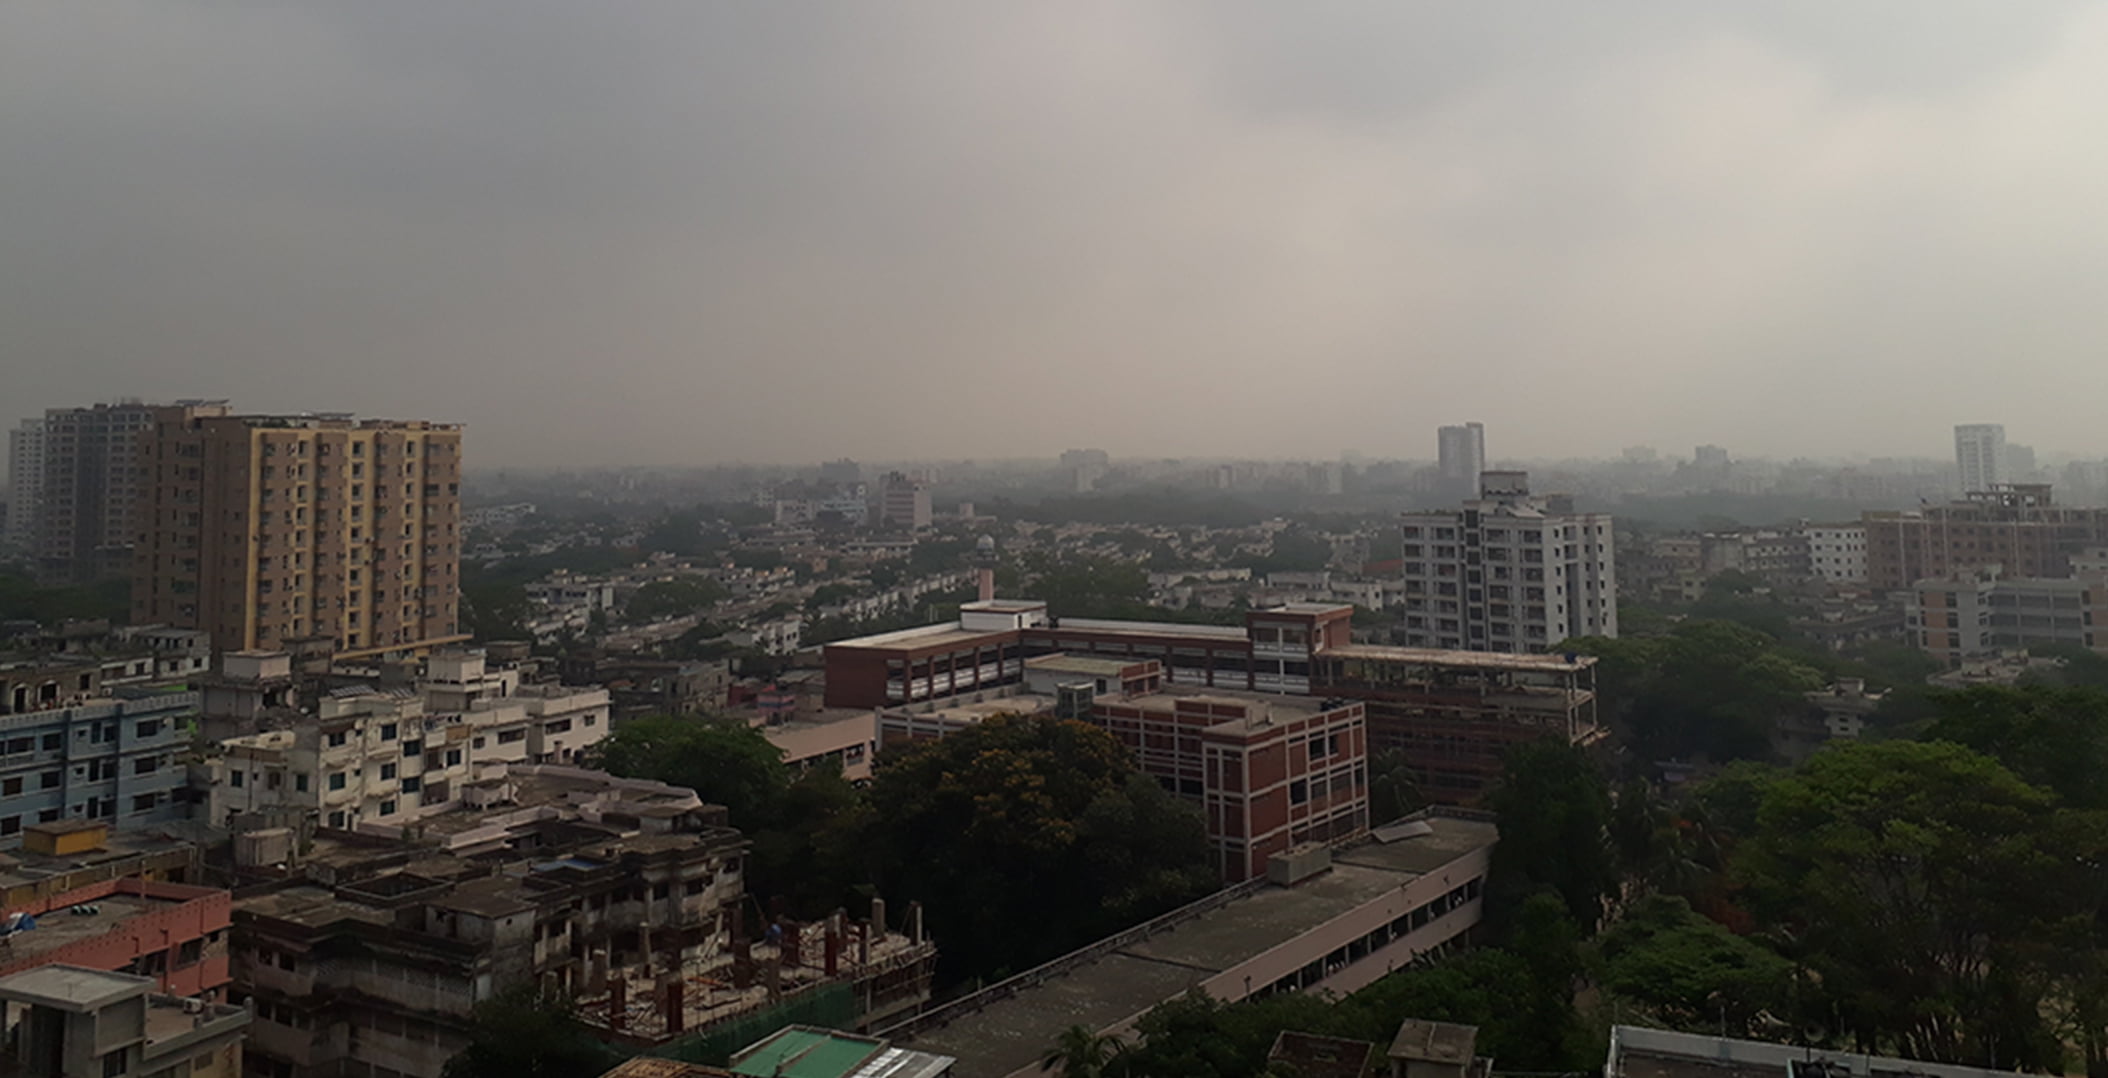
[131, 409, 466, 660]
[1955, 423, 2007, 494]
[1865, 486, 2108, 591]
[5, 420, 47, 552]
[0, 965, 250, 1078]
[228, 772, 937, 1078]
[1905, 562, 2108, 666]
[877, 472, 932, 532]
[0, 662, 194, 842]
[1398, 472, 1616, 652]
[1804, 524, 1868, 584]
[206, 675, 610, 832]
[0, 858, 232, 999]
[8, 402, 228, 584]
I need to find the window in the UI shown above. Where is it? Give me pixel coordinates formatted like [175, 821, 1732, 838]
[379, 799, 397, 816]
[497, 729, 525, 744]
[328, 811, 346, 828]
[39, 771, 58, 790]
[0, 817, 17, 836]
[295, 773, 309, 792]
[134, 756, 158, 775]
[0, 778, 19, 796]
[103, 1050, 127, 1078]
[327, 731, 348, 747]
[402, 738, 421, 756]
[401, 776, 421, 794]
[380, 722, 398, 741]
[446, 749, 462, 766]
[40, 733, 59, 751]
[36, 809, 57, 823]
[380, 763, 396, 780]
[131, 793, 157, 812]
[329, 772, 346, 790]
[229, 770, 244, 788]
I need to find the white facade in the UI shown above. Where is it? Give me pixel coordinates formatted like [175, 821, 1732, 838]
[1398, 472, 1617, 652]
[1955, 423, 2007, 493]
[208, 677, 610, 832]
[4, 421, 47, 552]
[1804, 524, 1868, 583]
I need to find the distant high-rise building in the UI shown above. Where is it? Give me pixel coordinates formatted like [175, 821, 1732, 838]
[6, 401, 225, 584]
[1955, 424, 2007, 493]
[877, 471, 932, 531]
[1693, 445, 1731, 471]
[132, 409, 466, 658]
[1398, 471, 1617, 652]
[1435, 423, 1486, 488]
[5, 419, 46, 552]
[818, 458, 861, 486]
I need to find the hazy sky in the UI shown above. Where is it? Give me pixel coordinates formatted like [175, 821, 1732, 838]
[6, 3, 2108, 467]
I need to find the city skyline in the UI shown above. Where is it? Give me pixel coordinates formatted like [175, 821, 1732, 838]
[10, 4, 2108, 465]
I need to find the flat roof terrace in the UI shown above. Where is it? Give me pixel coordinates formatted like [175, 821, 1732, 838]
[889, 813, 1497, 1078]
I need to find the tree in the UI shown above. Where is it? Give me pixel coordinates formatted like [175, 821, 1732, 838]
[624, 576, 728, 622]
[867, 715, 1216, 982]
[441, 985, 613, 1078]
[1923, 684, 2108, 809]
[1485, 740, 1616, 935]
[1736, 740, 2067, 1066]
[583, 716, 787, 828]
[1564, 620, 1825, 765]
[1596, 894, 1793, 1035]
[1367, 750, 1423, 825]
[1040, 1025, 1130, 1078]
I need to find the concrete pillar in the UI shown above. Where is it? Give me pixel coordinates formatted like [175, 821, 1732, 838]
[784, 922, 802, 968]
[870, 896, 886, 935]
[638, 924, 653, 975]
[908, 900, 924, 944]
[664, 978, 685, 1036]
[609, 977, 627, 1032]
[824, 926, 840, 976]
[858, 922, 870, 965]
[587, 948, 609, 994]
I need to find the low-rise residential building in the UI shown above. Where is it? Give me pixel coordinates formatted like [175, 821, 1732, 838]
[206, 681, 610, 832]
[229, 768, 938, 1078]
[1605, 1024, 2038, 1078]
[1805, 524, 1868, 584]
[1905, 565, 2108, 665]
[0, 965, 250, 1078]
[0, 856, 231, 998]
[0, 663, 194, 843]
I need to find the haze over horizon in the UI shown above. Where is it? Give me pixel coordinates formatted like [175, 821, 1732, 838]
[7, 3, 2108, 468]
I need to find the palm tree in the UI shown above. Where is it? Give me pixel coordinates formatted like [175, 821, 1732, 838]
[1039, 1025, 1127, 1078]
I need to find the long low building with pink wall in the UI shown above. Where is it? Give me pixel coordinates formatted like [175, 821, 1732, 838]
[0, 877, 232, 998]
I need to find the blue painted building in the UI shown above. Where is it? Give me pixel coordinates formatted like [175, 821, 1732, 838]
[0, 661, 196, 844]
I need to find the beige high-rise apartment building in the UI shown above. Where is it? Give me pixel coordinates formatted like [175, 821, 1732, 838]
[131, 410, 466, 659]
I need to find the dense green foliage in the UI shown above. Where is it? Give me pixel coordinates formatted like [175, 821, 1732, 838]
[1485, 741, 1616, 934]
[442, 986, 615, 1078]
[587, 713, 1217, 987]
[1563, 620, 1825, 764]
[623, 576, 729, 622]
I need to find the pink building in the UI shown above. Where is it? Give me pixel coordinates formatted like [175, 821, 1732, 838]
[0, 877, 232, 998]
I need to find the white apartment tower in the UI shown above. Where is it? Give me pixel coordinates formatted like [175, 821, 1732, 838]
[1955, 424, 2007, 494]
[4, 420, 46, 551]
[1436, 422, 1486, 487]
[1398, 471, 1617, 653]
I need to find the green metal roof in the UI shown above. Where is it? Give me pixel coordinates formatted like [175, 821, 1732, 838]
[730, 1028, 880, 1078]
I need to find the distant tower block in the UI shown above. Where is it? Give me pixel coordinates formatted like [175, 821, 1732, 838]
[973, 535, 998, 602]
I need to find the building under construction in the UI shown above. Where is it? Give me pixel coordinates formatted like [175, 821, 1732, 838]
[227, 768, 936, 1078]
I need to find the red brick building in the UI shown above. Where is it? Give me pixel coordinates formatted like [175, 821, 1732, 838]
[826, 600, 1596, 808]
